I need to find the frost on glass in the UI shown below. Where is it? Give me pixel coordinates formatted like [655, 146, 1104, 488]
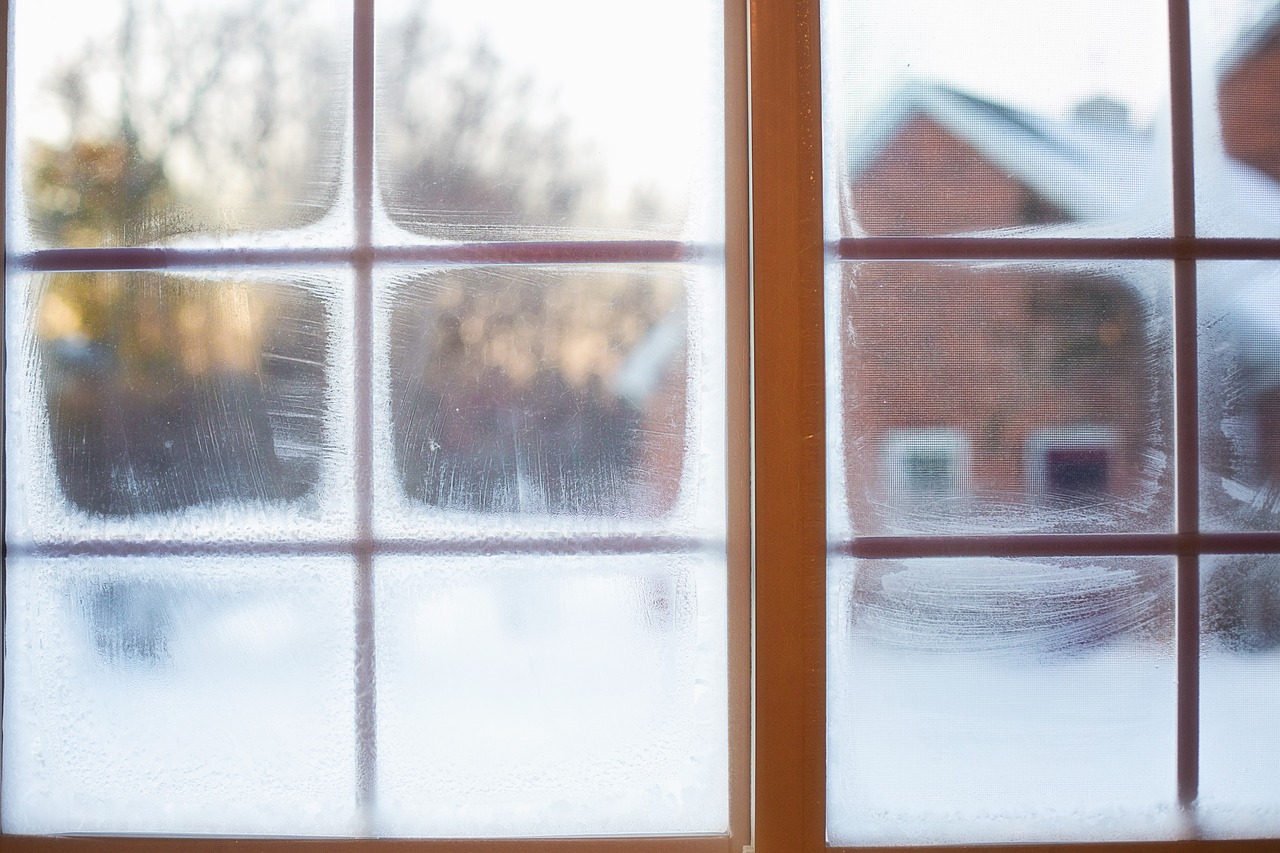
[1200, 554, 1280, 837]
[373, 552, 728, 836]
[374, 0, 723, 242]
[11, 0, 349, 249]
[831, 261, 1174, 535]
[1200, 261, 1280, 529]
[827, 556, 1177, 846]
[6, 270, 351, 542]
[1, 554, 357, 835]
[383, 267, 686, 518]
[1192, 1, 1280, 236]
[823, 0, 1171, 239]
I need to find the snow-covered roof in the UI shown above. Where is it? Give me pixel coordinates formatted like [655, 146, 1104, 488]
[848, 81, 1164, 224]
[849, 80, 1280, 382]
[1218, 2, 1280, 78]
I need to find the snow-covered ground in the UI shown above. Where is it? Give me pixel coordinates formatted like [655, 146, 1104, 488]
[2, 552, 728, 837]
[828, 557, 1280, 845]
[6, 550, 1274, 841]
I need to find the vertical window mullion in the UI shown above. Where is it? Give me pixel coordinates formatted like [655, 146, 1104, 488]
[749, 0, 827, 849]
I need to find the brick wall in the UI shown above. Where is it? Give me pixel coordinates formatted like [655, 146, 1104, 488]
[843, 115, 1159, 530]
[1220, 28, 1280, 184]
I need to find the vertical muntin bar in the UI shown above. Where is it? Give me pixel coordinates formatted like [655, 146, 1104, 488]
[1168, 0, 1201, 819]
[352, 0, 379, 827]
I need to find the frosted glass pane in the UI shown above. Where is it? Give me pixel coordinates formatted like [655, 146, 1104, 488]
[6, 271, 353, 543]
[1200, 261, 1280, 530]
[823, 0, 1171, 238]
[1201, 554, 1280, 837]
[375, 0, 723, 242]
[1, 554, 357, 835]
[373, 552, 728, 836]
[829, 261, 1174, 536]
[382, 267, 686, 518]
[373, 263, 727, 538]
[1192, 2, 1280, 236]
[827, 556, 1178, 846]
[11, 0, 350, 249]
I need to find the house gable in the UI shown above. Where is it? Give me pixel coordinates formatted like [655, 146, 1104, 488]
[1220, 18, 1280, 184]
[850, 114, 1070, 236]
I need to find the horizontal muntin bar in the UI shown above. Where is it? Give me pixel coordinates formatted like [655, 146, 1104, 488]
[834, 532, 1280, 560]
[1, 835, 735, 852]
[835, 236, 1280, 261]
[7, 534, 720, 560]
[10, 241, 718, 273]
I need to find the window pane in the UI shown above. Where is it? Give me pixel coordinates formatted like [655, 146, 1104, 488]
[374, 263, 727, 538]
[6, 270, 353, 543]
[1201, 554, 1280, 838]
[382, 267, 686, 519]
[4, 0, 734, 839]
[1, 555, 358, 835]
[375, 0, 724, 242]
[11, 0, 350, 249]
[1193, 1, 1280, 236]
[823, 0, 1171, 239]
[827, 555, 1177, 845]
[829, 261, 1174, 536]
[373, 552, 728, 836]
[1199, 261, 1280, 530]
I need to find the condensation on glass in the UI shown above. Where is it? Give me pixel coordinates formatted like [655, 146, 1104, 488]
[9, 0, 352, 249]
[3, 554, 359, 835]
[1200, 261, 1280, 531]
[5, 270, 354, 544]
[820, 0, 1280, 845]
[1199, 554, 1280, 838]
[371, 260, 727, 542]
[823, 0, 1173, 240]
[832, 260, 1174, 536]
[373, 553, 728, 836]
[3, 0, 730, 838]
[828, 556, 1177, 845]
[378, 266, 691, 522]
[1191, 1, 1280, 236]
[374, 0, 724, 243]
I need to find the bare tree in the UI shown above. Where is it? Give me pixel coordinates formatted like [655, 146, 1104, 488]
[24, 1, 680, 518]
[377, 7, 597, 238]
[27, 0, 344, 245]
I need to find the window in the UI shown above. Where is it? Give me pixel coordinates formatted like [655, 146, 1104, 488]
[3, 0, 748, 845]
[5, 2, 1280, 853]
[884, 428, 968, 500]
[1027, 426, 1117, 500]
[820, 0, 1280, 847]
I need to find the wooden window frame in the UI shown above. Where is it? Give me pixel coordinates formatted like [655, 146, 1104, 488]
[1, 0, 749, 849]
[4, 0, 1280, 851]
[753, 0, 1280, 851]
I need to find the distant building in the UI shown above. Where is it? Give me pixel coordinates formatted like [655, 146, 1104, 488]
[841, 83, 1167, 532]
[1216, 5, 1280, 498]
[841, 34, 1280, 532]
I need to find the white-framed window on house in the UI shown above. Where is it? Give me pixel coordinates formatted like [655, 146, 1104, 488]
[1026, 425, 1118, 500]
[883, 428, 969, 500]
[2, 0, 750, 844]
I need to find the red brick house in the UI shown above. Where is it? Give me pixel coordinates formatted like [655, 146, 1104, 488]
[839, 27, 1280, 534]
[840, 83, 1170, 533]
[1214, 5, 1280, 503]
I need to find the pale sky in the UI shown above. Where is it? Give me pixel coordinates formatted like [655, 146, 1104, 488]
[13, 0, 1276, 199]
[827, 0, 1275, 131]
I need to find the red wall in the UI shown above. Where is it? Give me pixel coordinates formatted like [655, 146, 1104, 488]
[843, 116, 1158, 530]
